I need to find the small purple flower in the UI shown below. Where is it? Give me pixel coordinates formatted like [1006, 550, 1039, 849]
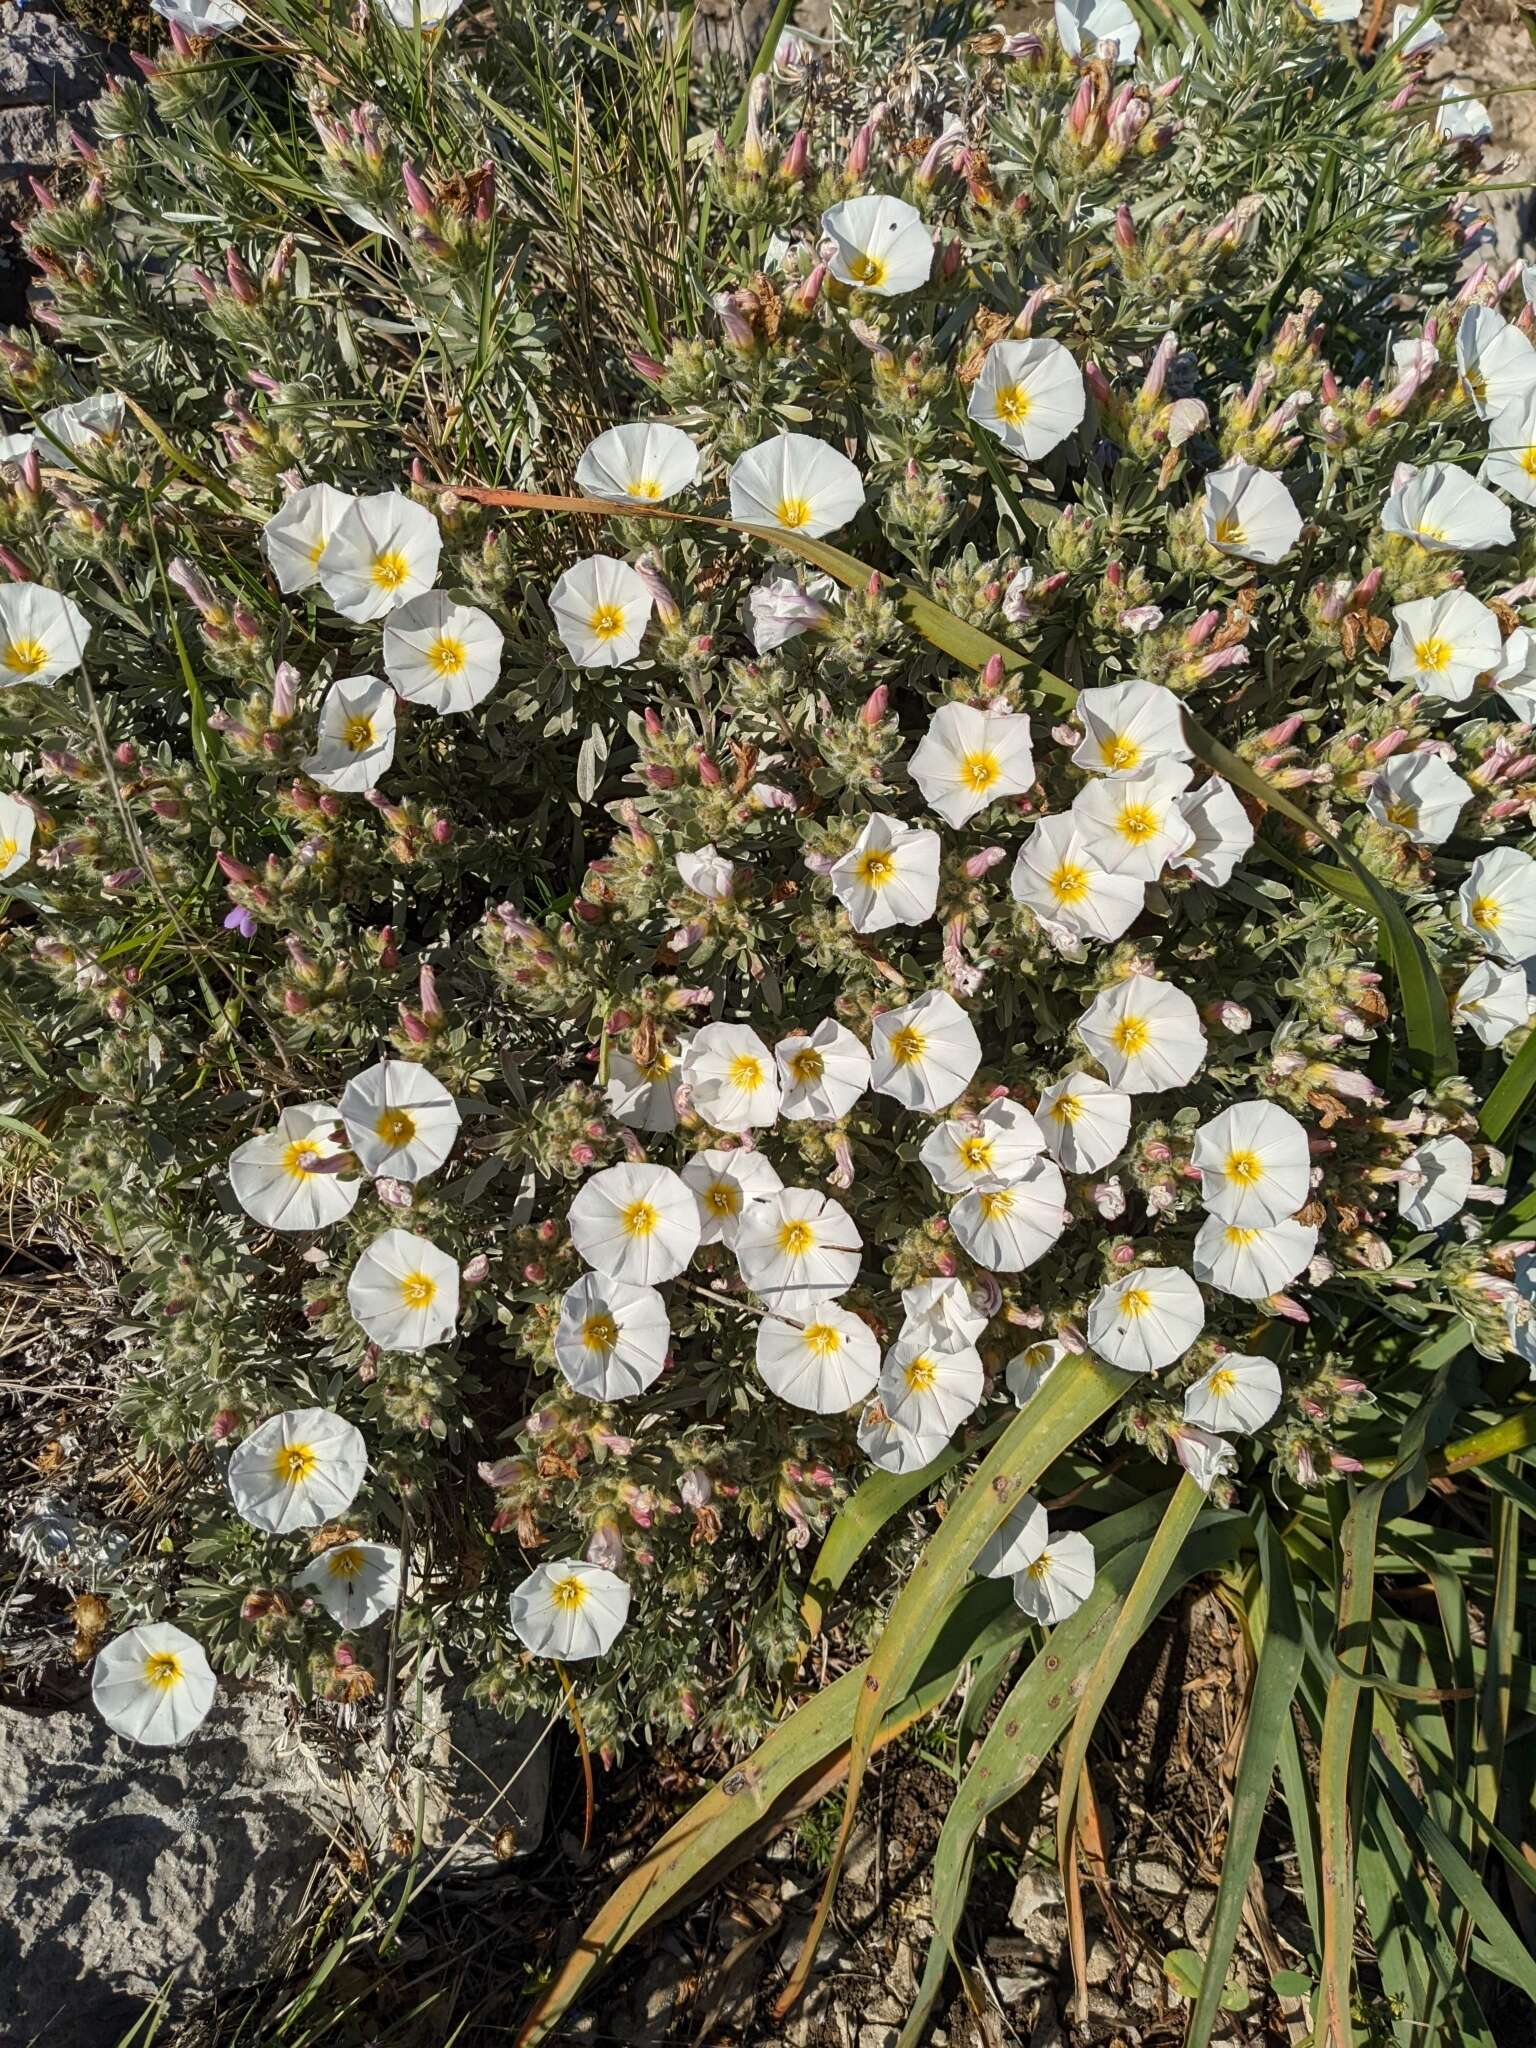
[223, 905, 257, 939]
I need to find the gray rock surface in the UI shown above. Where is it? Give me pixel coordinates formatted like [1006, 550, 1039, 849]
[0, 1685, 549, 2046]
[0, 3, 121, 195]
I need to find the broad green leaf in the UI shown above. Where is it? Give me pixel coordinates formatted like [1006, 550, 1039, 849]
[1480, 1027, 1536, 1146]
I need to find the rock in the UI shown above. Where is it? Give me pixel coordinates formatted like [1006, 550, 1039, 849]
[1131, 1854, 1182, 1897]
[1183, 1886, 1217, 1945]
[1007, 1861, 1066, 1930]
[0, 3, 125, 197]
[857, 2028, 898, 2048]
[0, 1692, 344, 2046]
[1084, 1933, 1119, 1986]
[843, 1819, 878, 1890]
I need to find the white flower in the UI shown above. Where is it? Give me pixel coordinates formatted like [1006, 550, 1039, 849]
[1381, 462, 1513, 552]
[1055, 0, 1140, 59]
[748, 573, 838, 653]
[870, 991, 982, 1111]
[339, 1059, 460, 1182]
[967, 339, 1086, 461]
[1293, 0, 1363, 21]
[262, 483, 355, 595]
[1482, 389, 1536, 510]
[1201, 461, 1303, 565]
[0, 583, 90, 687]
[1183, 1354, 1282, 1435]
[1390, 2, 1444, 51]
[39, 392, 125, 468]
[735, 1188, 862, 1308]
[509, 1559, 630, 1660]
[950, 1160, 1067, 1272]
[974, 1493, 1048, 1579]
[1071, 761, 1196, 880]
[296, 1542, 401, 1629]
[605, 1045, 685, 1132]
[92, 1624, 217, 1747]
[682, 1146, 784, 1245]
[373, 0, 465, 28]
[1454, 958, 1532, 1047]
[728, 432, 865, 538]
[1011, 1524, 1096, 1624]
[1072, 680, 1191, 778]
[568, 1162, 700, 1284]
[858, 1402, 951, 1474]
[1398, 1133, 1474, 1229]
[879, 1329, 984, 1435]
[1456, 307, 1536, 422]
[154, 0, 246, 27]
[776, 1020, 871, 1121]
[1086, 1266, 1204, 1373]
[1459, 847, 1536, 962]
[1387, 589, 1503, 701]
[0, 431, 33, 464]
[1173, 1426, 1239, 1494]
[229, 1102, 358, 1232]
[756, 1304, 881, 1412]
[919, 1098, 1045, 1195]
[1436, 87, 1493, 143]
[227, 1408, 367, 1533]
[830, 815, 941, 933]
[0, 791, 35, 879]
[676, 844, 735, 901]
[1174, 777, 1255, 887]
[683, 1022, 782, 1132]
[347, 1230, 460, 1351]
[1037, 1071, 1132, 1175]
[318, 491, 440, 621]
[1493, 626, 1536, 721]
[382, 592, 503, 714]
[1005, 1338, 1071, 1404]
[1077, 976, 1207, 1094]
[1011, 816, 1145, 943]
[1193, 1215, 1318, 1300]
[1367, 752, 1471, 846]
[1192, 1099, 1311, 1226]
[548, 554, 654, 668]
[820, 194, 933, 296]
[908, 702, 1035, 827]
[304, 674, 397, 795]
[575, 421, 700, 503]
[554, 1274, 671, 1399]
[902, 1278, 991, 1348]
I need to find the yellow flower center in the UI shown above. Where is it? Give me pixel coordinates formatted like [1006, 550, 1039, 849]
[1118, 1285, 1152, 1319]
[427, 634, 467, 677]
[777, 1218, 816, 1256]
[788, 1047, 824, 1083]
[1114, 801, 1160, 845]
[1212, 513, 1245, 547]
[275, 1442, 317, 1483]
[328, 1545, 365, 1577]
[803, 1322, 843, 1357]
[1521, 446, 1536, 481]
[1464, 366, 1488, 403]
[848, 251, 888, 288]
[1469, 894, 1502, 931]
[728, 1053, 766, 1090]
[625, 477, 664, 500]
[1413, 636, 1453, 674]
[2, 637, 48, 676]
[587, 602, 627, 641]
[1110, 1014, 1151, 1055]
[960, 750, 1000, 793]
[1050, 1092, 1082, 1125]
[854, 848, 896, 887]
[775, 497, 814, 529]
[1049, 861, 1091, 906]
[621, 1198, 659, 1238]
[1101, 733, 1141, 771]
[549, 1573, 588, 1611]
[582, 1313, 619, 1352]
[282, 1138, 321, 1179]
[1024, 1552, 1051, 1581]
[1384, 798, 1418, 830]
[1223, 1148, 1264, 1187]
[1413, 521, 1447, 543]
[1206, 1368, 1236, 1397]
[370, 550, 410, 592]
[1224, 1226, 1260, 1246]
[888, 1025, 926, 1066]
[993, 383, 1032, 425]
[399, 1270, 437, 1310]
[142, 1650, 184, 1690]
[307, 534, 328, 567]
[636, 1051, 673, 1082]
[902, 1353, 938, 1392]
[705, 1182, 740, 1216]
[342, 713, 376, 753]
[375, 1106, 418, 1149]
[0, 835, 16, 863]
[977, 1189, 1016, 1220]
[959, 1136, 994, 1172]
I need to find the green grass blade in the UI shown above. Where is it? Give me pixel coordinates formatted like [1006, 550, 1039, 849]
[1478, 1028, 1536, 1146]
